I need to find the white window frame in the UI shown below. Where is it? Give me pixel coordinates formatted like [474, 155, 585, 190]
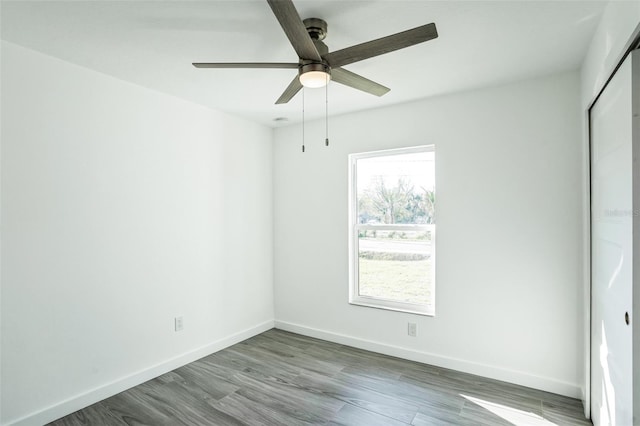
[348, 145, 436, 316]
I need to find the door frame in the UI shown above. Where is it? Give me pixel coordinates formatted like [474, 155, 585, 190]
[587, 32, 640, 421]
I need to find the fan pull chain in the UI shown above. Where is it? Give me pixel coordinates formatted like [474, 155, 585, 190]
[325, 73, 329, 147]
[302, 87, 305, 153]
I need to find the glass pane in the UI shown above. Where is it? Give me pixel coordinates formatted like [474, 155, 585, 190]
[358, 229, 432, 305]
[356, 151, 435, 225]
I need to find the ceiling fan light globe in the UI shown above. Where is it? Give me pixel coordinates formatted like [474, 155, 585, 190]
[299, 70, 331, 88]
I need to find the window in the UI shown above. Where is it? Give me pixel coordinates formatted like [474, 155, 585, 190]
[349, 146, 435, 316]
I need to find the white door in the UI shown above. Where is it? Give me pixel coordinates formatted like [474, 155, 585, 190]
[590, 50, 638, 426]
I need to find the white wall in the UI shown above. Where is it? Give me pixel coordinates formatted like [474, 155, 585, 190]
[273, 71, 583, 397]
[0, 42, 274, 425]
[579, 0, 640, 416]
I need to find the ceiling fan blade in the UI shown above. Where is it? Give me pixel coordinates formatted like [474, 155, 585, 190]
[193, 62, 299, 69]
[324, 23, 438, 68]
[266, 0, 322, 62]
[275, 75, 303, 104]
[331, 68, 390, 97]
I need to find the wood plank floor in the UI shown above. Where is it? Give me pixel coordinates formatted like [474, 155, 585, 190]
[49, 329, 592, 425]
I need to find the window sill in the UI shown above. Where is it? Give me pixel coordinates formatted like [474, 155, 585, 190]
[349, 297, 435, 317]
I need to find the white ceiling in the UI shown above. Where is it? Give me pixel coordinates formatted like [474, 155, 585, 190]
[1, 0, 607, 127]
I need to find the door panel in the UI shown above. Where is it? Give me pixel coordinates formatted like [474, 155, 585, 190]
[590, 51, 635, 426]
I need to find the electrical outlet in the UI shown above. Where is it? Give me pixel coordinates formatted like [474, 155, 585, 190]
[408, 322, 417, 337]
[175, 316, 184, 332]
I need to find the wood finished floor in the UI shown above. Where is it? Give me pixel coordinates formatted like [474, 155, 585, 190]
[49, 329, 592, 426]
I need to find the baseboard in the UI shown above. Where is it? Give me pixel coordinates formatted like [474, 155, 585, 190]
[5, 320, 274, 426]
[275, 320, 581, 399]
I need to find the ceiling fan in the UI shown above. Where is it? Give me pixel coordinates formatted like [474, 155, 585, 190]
[193, 0, 438, 104]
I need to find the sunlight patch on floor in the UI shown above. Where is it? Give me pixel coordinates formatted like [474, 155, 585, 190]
[461, 394, 557, 426]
